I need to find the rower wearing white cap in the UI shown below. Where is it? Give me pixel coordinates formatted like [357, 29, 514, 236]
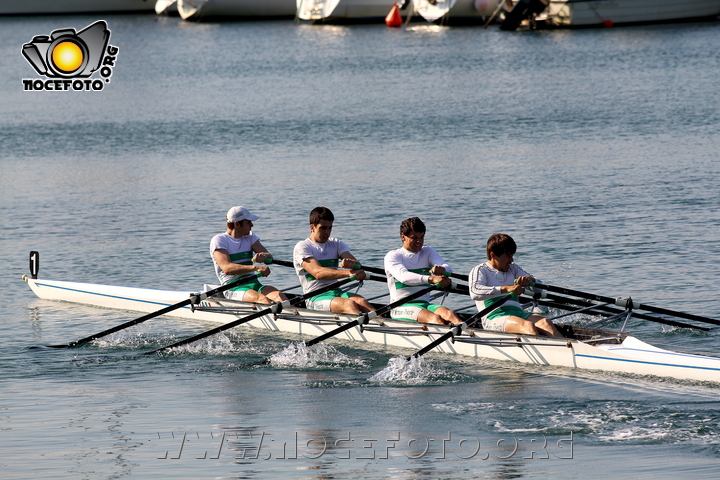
[210, 206, 288, 304]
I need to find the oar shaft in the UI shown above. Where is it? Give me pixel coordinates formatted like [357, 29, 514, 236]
[359, 264, 471, 284]
[302, 285, 438, 347]
[411, 329, 458, 359]
[535, 283, 720, 327]
[68, 298, 191, 347]
[407, 294, 513, 360]
[535, 294, 710, 331]
[306, 319, 360, 347]
[143, 303, 280, 355]
[268, 259, 294, 268]
[57, 272, 263, 348]
[269, 259, 386, 284]
[144, 275, 358, 354]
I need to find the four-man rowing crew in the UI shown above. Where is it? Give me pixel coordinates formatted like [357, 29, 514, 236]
[21, 204, 720, 383]
[213, 207, 564, 337]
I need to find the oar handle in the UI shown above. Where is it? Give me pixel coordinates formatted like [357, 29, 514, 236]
[265, 258, 293, 268]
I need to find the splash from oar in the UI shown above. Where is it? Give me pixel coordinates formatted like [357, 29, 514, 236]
[367, 355, 436, 384]
[267, 342, 363, 369]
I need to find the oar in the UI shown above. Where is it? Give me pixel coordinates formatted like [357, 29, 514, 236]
[267, 259, 469, 296]
[425, 269, 717, 328]
[265, 258, 294, 268]
[529, 288, 711, 331]
[532, 283, 720, 327]
[405, 293, 514, 360]
[47, 272, 264, 349]
[304, 284, 439, 348]
[265, 258, 388, 285]
[248, 284, 445, 366]
[143, 276, 359, 355]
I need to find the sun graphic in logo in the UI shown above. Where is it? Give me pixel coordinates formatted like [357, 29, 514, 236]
[51, 41, 84, 73]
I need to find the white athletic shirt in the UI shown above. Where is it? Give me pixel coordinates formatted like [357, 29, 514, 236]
[209, 232, 260, 285]
[384, 246, 452, 303]
[468, 262, 533, 311]
[293, 238, 351, 293]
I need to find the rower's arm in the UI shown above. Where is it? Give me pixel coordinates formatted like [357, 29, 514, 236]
[339, 251, 359, 269]
[468, 265, 501, 300]
[213, 249, 268, 276]
[385, 256, 429, 286]
[426, 247, 452, 275]
[251, 240, 273, 263]
[302, 257, 357, 281]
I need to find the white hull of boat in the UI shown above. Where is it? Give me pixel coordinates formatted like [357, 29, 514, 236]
[155, 0, 179, 14]
[545, 0, 720, 27]
[297, 0, 397, 22]
[23, 276, 720, 383]
[0, 0, 154, 14]
[412, 0, 500, 23]
[178, 0, 296, 20]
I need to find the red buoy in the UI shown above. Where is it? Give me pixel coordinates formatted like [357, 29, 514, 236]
[386, 4, 402, 27]
[603, 19, 614, 27]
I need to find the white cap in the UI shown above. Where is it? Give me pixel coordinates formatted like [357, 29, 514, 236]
[226, 206, 259, 223]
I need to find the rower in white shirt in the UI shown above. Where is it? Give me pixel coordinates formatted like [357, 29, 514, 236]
[384, 217, 461, 326]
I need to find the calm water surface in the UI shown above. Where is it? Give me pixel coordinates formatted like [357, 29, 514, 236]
[1, 13, 719, 480]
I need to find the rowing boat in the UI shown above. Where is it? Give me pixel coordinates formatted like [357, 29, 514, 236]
[22, 272, 720, 383]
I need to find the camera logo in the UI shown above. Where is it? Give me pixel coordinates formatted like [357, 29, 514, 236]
[22, 20, 119, 92]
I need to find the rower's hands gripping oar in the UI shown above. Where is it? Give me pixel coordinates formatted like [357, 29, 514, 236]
[143, 275, 360, 355]
[45, 272, 264, 349]
[304, 284, 441, 348]
[405, 293, 514, 361]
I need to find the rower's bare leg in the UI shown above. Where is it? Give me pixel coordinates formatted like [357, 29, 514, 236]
[417, 309, 447, 325]
[435, 306, 462, 326]
[528, 314, 564, 338]
[352, 296, 375, 313]
[240, 289, 272, 305]
[504, 315, 564, 338]
[503, 316, 541, 336]
[330, 296, 372, 315]
[261, 286, 288, 303]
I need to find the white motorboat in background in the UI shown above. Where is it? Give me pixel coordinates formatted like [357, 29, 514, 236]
[177, 0, 296, 20]
[500, 0, 720, 29]
[0, 0, 154, 14]
[542, 0, 720, 27]
[411, 0, 501, 25]
[155, 0, 179, 15]
[296, 0, 397, 23]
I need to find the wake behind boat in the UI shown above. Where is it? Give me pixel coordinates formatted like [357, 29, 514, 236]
[23, 256, 720, 383]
